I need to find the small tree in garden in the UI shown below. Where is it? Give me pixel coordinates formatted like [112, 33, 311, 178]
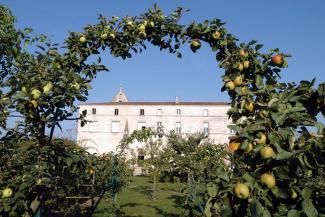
[0, 3, 324, 217]
[119, 127, 165, 200]
[161, 132, 230, 216]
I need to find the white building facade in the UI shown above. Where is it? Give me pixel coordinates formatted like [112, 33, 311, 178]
[77, 88, 232, 155]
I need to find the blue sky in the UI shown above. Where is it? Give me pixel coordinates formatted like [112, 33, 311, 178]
[2, 0, 325, 137]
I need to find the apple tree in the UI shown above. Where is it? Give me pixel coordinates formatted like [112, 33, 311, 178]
[63, 5, 324, 216]
[1, 3, 324, 216]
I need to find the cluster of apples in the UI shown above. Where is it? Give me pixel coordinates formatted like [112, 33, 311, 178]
[190, 30, 221, 53]
[22, 82, 53, 108]
[79, 17, 161, 44]
[231, 53, 288, 200]
[230, 131, 278, 199]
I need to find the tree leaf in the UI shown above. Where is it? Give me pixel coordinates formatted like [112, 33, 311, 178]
[302, 199, 318, 217]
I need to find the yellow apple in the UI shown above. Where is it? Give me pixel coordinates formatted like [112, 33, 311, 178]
[257, 133, 267, 145]
[258, 110, 269, 119]
[138, 31, 147, 39]
[149, 21, 155, 28]
[79, 36, 86, 43]
[211, 31, 221, 40]
[31, 89, 41, 100]
[190, 39, 201, 52]
[21, 86, 27, 93]
[229, 142, 240, 152]
[225, 81, 235, 91]
[234, 75, 243, 86]
[109, 33, 116, 40]
[138, 24, 146, 32]
[245, 143, 253, 153]
[43, 82, 53, 94]
[71, 82, 80, 90]
[260, 146, 274, 159]
[289, 189, 298, 199]
[30, 100, 38, 108]
[239, 49, 247, 57]
[238, 63, 244, 71]
[100, 33, 108, 39]
[2, 187, 13, 198]
[244, 102, 254, 113]
[126, 21, 134, 27]
[243, 60, 250, 69]
[234, 183, 249, 199]
[260, 173, 276, 189]
[241, 86, 249, 95]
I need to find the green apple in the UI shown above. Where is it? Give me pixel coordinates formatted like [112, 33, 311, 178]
[260, 173, 276, 189]
[43, 82, 53, 94]
[2, 187, 13, 198]
[100, 33, 108, 39]
[190, 39, 201, 52]
[79, 36, 87, 43]
[225, 81, 235, 91]
[234, 183, 249, 199]
[260, 146, 274, 159]
[234, 75, 243, 86]
[31, 89, 41, 100]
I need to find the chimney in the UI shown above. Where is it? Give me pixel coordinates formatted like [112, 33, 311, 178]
[175, 96, 179, 104]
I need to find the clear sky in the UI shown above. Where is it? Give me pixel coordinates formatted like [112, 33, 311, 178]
[2, 0, 325, 137]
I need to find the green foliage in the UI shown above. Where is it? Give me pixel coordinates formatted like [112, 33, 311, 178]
[0, 2, 324, 216]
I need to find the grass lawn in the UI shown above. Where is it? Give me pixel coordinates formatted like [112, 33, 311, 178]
[93, 176, 187, 217]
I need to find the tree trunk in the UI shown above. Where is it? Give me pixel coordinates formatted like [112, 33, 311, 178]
[153, 173, 156, 201]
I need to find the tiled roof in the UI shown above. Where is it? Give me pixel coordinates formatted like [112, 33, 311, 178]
[79, 102, 229, 106]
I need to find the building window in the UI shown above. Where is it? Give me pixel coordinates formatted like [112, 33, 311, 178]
[138, 122, 146, 130]
[114, 109, 119, 116]
[157, 109, 162, 116]
[89, 121, 97, 132]
[203, 122, 209, 134]
[157, 122, 162, 127]
[229, 124, 236, 134]
[176, 109, 181, 116]
[111, 121, 120, 133]
[140, 109, 145, 116]
[175, 122, 181, 134]
[92, 108, 96, 115]
[203, 109, 208, 117]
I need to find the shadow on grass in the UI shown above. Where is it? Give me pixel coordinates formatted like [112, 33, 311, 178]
[167, 194, 186, 209]
[148, 204, 185, 217]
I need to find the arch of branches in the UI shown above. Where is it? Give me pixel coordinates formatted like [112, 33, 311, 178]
[1, 4, 324, 216]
